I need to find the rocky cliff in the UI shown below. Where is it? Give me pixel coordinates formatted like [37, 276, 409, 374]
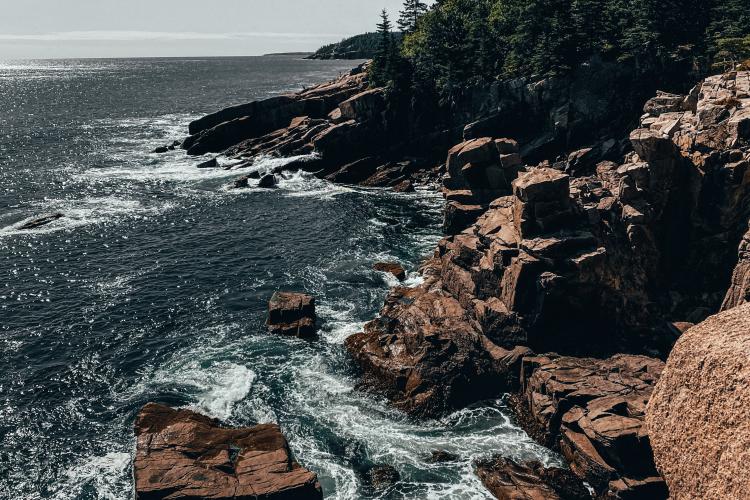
[162, 66, 750, 499]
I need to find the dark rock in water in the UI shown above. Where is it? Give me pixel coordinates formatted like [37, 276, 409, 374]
[364, 464, 400, 492]
[511, 354, 667, 498]
[18, 213, 63, 230]
[373, 262, 407, 281]
[267, 292, 317, 337]
[233, 175, 250, 189]
[152, 145, 169, 154]
[258, 174, 277, 188]
[133, 403, 323, 500]
[167, 140, 181, 150]
[197, 157, 219, 169]
[428, 450, 459, 463]
[392, 179, 415, 193]
[474, 457, 591, 500]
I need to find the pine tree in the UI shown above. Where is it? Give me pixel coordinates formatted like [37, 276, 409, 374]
[370, 9, 395, 86]
[398, 0, 429, 34]
[707, 0, 750, 69]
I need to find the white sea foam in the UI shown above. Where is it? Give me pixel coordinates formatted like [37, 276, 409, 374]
[0, 196, 172, 238]
[63, 451, 132, 500]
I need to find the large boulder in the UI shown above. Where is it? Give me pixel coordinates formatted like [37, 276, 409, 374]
[646, 303, 750, 500]
[267, 292, 317, 337]
[133, 403, 322, 500]
[513, 354, 667, 499]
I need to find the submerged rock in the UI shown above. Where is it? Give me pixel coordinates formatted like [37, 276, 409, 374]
[258, 173, 277, 188]
[364, 464, 400, 492]
[18, 213, 63, 230]
[646, 303, 750, 500]
[373, 262, 407, 281]
[428, 450, 459, 463]
[133, 403, 322, 500]
[197, 157, 219, 169]
[474, 457, 591, 500]
[267, 291, 317, 337]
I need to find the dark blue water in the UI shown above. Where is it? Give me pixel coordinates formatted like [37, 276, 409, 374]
[0, 56, 557, 499]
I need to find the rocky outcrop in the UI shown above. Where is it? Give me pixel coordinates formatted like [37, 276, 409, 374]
[266, 292, 317, 337]
[443, 137, 523, 234]
[513, 355, 667, 499]
[183, 65, 370, 156]
[133, 403, 322, 500]
[345, 277, 532, 417]
[646, 303, 750, 500]
[373, 262, 407, 281]
[474, 457, 591, 500]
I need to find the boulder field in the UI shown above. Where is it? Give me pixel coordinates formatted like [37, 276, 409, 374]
[151, 68, 750, 499]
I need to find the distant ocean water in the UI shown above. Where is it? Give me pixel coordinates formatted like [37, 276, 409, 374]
[0, 55, 558, 499]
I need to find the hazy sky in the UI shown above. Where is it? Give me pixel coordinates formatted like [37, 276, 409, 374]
[0, 0, 418, 59]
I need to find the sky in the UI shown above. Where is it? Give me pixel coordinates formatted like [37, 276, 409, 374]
[0, 0, 417, 59]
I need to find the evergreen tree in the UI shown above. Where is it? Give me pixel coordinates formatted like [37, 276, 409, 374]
[397, 0, 429, 34]
[370, 9, 395, 86]
[707, 0, 750, 69]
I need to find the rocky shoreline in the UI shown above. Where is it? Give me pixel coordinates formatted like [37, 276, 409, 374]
[138, 66, 750, 499]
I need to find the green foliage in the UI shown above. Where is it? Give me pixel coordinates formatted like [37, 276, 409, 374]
[398, 0, 429, 33]
[369, 9, 411, 89]
[392, 0, 750, 99]
[308, 32, 403, 60]
[707, 0, 750, 69]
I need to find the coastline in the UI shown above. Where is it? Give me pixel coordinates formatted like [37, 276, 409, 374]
[140, 61, 750, 499]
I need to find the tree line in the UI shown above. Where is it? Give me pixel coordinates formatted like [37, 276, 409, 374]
[370, 0, 750, 99]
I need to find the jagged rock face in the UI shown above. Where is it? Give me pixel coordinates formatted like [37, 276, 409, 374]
[646, 304, 750, 500]
[443, 137, 522, 235]
[722, 224, 750, 310]
[183, 66, 369, 156]
[345, 270, 532, 417]
[345, 71, 750, 422]
[474, 457, 591, 500]
[512, 355, 667, 499]
[133, 403, 322, 500]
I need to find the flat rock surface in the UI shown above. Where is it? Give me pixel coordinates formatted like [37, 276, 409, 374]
[646, 303, 750, 500]
[133, 403, 322, 500]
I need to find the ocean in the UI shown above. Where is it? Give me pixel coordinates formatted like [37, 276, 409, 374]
[0, 55, 558, 499]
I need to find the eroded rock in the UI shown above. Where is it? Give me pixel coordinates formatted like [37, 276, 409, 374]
[512, 354, 667, 499]
[267, 292, 317, 337]
[133, 403, 322, 500]
[373, 262, 407, 281]
[475, 457, 591, 500]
